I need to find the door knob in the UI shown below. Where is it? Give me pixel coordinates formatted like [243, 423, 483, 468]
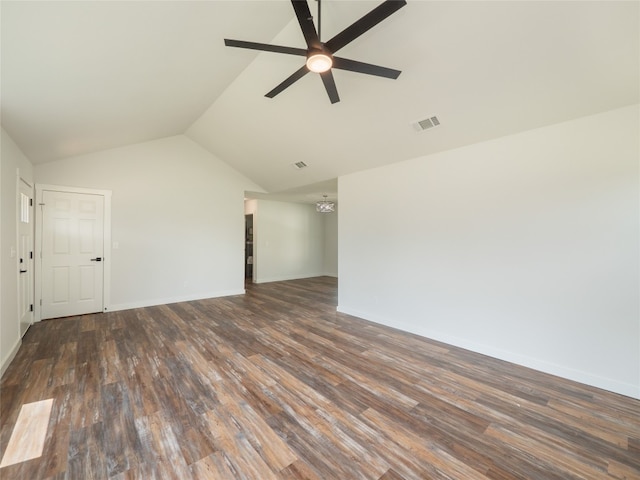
[90, 257, 102, 262]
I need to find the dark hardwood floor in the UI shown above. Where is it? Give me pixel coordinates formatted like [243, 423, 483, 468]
[1, 276, 639, 479]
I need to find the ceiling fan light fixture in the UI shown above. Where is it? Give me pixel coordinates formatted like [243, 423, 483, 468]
[224, 0, 407, 102]
[306, 52, 332, 73]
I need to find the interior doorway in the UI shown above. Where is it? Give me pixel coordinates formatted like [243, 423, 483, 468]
[245, 214, 253, 281]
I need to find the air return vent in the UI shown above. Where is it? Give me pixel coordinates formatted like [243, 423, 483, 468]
[413, 115, 441, 132]
[293, 161, 308, 169]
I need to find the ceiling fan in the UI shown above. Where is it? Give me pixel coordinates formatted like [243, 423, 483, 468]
[224, 0, 407, 104]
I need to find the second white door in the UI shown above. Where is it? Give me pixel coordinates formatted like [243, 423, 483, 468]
[41, 190, 105, 319]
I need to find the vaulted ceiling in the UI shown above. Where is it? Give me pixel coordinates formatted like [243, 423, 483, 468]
[2, 1, 638, 199]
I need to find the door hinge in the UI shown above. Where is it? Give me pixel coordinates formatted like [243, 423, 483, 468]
[29, 198, 33, 207]
[40, 299, 42, 306]
[30, 251, 33, 259]
[30, 304, 34, 312]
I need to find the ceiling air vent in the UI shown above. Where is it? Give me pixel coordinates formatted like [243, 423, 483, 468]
[293, 161, 308, 169]
[413, 115, 441, 132]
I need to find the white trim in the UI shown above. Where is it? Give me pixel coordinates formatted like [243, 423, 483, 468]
[336, 305, 640, 400]
[109, 289, 245, 312]
[255, 272, 326, 284]
[0, 337, 22, 378]
[34, 184, 112, 321]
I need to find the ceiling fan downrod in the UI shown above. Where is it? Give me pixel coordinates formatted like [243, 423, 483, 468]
[317, 0, 322, 42]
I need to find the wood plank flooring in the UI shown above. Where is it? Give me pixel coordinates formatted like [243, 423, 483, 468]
[1, 276, 639, 479]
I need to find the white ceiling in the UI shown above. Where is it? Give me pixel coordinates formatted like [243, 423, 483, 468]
[2, 1, 638, 201]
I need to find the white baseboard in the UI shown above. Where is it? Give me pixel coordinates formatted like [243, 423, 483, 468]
[337, 305, 640, 400]
[109, 289, 245, 312]
[255, 273, 326, 284]
[1, 337, 22, 378]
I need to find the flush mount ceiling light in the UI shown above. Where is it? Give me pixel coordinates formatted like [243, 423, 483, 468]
[316, 195, 335, 213]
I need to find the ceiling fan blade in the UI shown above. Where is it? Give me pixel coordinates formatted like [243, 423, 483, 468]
[320, 70, 340, 104]
[265, 65, 310, 98]
[291, 0, 321, 50]
[325, 0, 407, 54]
[332, 57, 401, 79]
[224, 39, 307, 57]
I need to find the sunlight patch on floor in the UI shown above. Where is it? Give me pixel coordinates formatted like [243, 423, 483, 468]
[0, 398, 53, 468]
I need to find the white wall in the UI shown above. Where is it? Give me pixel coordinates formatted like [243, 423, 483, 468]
[323, 206, 338, 277]
[338, 104, 640, 399]
[35, 135, 262, 311]
[251, 199, 326, 283]
[1, 128, 34, 374]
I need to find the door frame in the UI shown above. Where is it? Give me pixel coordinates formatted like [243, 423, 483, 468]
[17, 173, 34, 335]
[34, 184, 112, 322]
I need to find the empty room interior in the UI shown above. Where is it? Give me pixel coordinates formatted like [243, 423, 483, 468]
[1, 1, 639, 478]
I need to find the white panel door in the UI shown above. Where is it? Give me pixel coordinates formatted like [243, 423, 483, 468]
[41, 190, 104, 319]
[18, 180, 34, 336]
